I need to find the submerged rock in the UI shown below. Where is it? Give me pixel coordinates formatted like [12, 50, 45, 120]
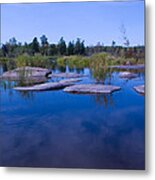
[18, 77, 47, 85]
[48, 72, 85, 78]
[133, 85, 145, 94]
[119, 72, 138, 79]
[64, 84, 121, 94]
[1, 66, 52, 80]
[110, 64, 144, 70]
[14, 78, 81, 91]
[59, 78, 82, 83]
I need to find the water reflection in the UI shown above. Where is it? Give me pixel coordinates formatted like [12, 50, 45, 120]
[17, 91, 35, 101]
[0, 79, 35, 101]
[57, 66, 66, 72]
[0, 63, 145, 169]
[90, 67, 110, 83]
[0, 80, 15, 92]
[56, 65, 85, 75]
[92, 94, 114, 107]
[0, 104, 144, 169]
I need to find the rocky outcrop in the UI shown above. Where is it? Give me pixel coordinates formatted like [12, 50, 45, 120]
[1, 66, 52, 80]
[59, 78, 82, 83]
[110, 64, 144, 70]
[14, 78, 81, 91]
[64, 84, 121, 94]
[119, 72, 138, 79]
[133, 85, 145, 94]
[48, 72, 85, 78]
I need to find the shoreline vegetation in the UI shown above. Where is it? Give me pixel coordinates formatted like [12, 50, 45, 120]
[0, 36, 145, 69]
[0, 36, 145, 85]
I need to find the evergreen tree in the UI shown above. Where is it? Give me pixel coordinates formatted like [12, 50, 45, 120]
[2, 44, 8, 57]
[74, 38, 85, 55]
[80, 40, 85, 55]
[9, 37, 17, 46]
[49, 44, 58, 56]
[31, 37, 40, 54]
[58, 37, 66, 55]
[74, 38, 81, 55]
[40, 35, 48, 56]
[112, 40, 116, 47]
[40, 35, 48, 46]
[67, 41, 74, 55]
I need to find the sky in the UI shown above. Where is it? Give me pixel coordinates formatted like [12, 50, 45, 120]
[1, 0, 145, 46]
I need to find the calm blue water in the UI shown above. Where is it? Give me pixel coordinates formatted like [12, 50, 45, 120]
[0, 65, 145, 169]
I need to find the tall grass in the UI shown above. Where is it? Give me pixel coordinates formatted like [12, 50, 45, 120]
[89, 53, 111, 82]
[57, 55, 90, 69]
[15, 55, 53, 68]
[0, 53, 144, 84]
[56, 53, 113, 82]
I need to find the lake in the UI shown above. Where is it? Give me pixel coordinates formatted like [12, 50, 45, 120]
[0, 64, 145, 169]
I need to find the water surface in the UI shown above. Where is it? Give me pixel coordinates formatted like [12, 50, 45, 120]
[0, 64, 145, 169]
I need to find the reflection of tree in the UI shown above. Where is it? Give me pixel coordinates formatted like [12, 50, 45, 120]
[0, 80, 14, 103]
[17, 91, 35, 101]
[56, 65, 85, 74]
[93, 94, 114, 108]
[67, 66, 74, 73]
[0, 79, 35, 101]
[107, 68, 113, 85]
[0, 80, 14, 91]
[57, 66, 66, 73]
[75, 68, 84, 74]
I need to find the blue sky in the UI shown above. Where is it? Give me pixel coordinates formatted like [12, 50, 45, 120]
[1, 1, 144, 46]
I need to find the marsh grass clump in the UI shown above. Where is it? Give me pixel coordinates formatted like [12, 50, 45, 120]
[15, 55, 53, 68]
[113, 57, 137, 65]
[14, 55, 53, 86]
[0, 57, 11, 63]
[15, 55, 29, 67]
[90, 53, 111, 82]
[57, 55, 90, 69]
[0, 57, 16, 71]
[66, 56, 90, 69]
[57, 56, 67, 68]
[0, 54, 55, 69]
[56, 53, 117, 82]
[17, 67, 33, 86]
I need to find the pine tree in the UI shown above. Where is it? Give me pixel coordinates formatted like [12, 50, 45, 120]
[74, 38, 81, 55]
[31, 37, 40, 53]
[67, 41, 74, 55]
[58, 37, 66, 55]
[40, 35, 48, 56]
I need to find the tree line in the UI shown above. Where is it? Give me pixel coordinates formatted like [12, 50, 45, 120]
[0, 35, 145, 61]
[0, 35, 85, 57]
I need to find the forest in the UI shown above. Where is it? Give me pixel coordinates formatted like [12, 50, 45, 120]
[0, 35, 145, 70]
